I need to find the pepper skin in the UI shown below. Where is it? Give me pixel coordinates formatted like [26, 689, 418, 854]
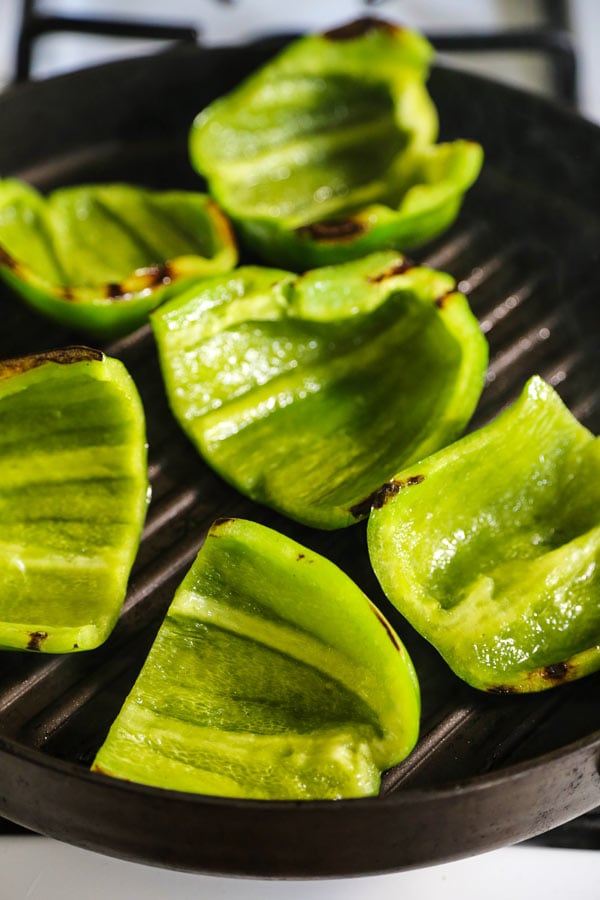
[0, 347, 149, 652]
[151, 251, 488, 529]
[368, 376, 600, 693]
[92, 517, 420, 800]
[189, 17, 483, 269]
[0, 180, 237, 338]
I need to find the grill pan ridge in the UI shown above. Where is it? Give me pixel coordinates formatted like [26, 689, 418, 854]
[0, 41, 599, 876]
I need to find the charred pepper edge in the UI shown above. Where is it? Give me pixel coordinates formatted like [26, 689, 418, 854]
[0, 245, 17, 271]
[543, 661, 570, 680]
[350, 475, 426, 519]
[486, 660, 575, 694]
[434, 289, 457, 309]
[0, 244, 175, 304]
[208, 517, 237, 538]
[295, 218, 367, 243]
[0, 193, 237, 306]
[27, 631, 49, 651]
[104, 263, 175, 301]
[323, 17, 403, 42]
[0, 346, 104, 380]
[366, 257, 416, 281]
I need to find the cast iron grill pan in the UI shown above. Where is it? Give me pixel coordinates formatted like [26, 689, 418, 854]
[0, 42, 599, 876]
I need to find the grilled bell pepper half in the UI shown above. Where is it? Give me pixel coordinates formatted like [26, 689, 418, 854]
[189, 17, 483, 270]
[368, 376, 600, 693]
[151, 251, 488, 529]
[0, 179, 237, 338]
[0, 347, 149, 652]
[92, 517, 420, 800]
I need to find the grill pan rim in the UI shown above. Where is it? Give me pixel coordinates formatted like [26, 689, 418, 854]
[0, 724, 599, 876]
[1, 722, 600, 809]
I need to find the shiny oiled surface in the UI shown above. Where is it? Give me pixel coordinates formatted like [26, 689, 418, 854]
[0, 43, 599, 876]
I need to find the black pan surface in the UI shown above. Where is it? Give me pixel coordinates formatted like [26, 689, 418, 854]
[0, 41, 599, 878]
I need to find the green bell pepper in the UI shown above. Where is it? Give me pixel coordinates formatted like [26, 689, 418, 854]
[0, 179, 237, 338]
[91, 517, 420, 800]
[189, 17, 483, 270]
[151, 251, 488, 529]
[0, 347, 149, 652]
[367, 376, 600, 693]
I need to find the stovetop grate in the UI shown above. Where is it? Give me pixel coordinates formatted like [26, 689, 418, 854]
[12, 0, 578, 107]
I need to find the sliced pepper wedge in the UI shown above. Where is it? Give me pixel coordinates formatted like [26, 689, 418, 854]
[189, 17, 483, 269]
[0, 347, 149, 652]
[151, 251, 488, 529]
[0, 179, 237, 338]
[91, 517, 420, 800]
[368, 376, 600, 693]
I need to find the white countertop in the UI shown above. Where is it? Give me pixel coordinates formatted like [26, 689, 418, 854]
[0, 839, 599, 900]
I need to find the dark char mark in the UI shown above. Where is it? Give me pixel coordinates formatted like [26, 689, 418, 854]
[1, 241, 176, 304]
[0, 346, 103, 380]
[102, 262, 174, 301]
[487, 661, 572, 693]
[434, 290, 455, 309]
[350, 474, 425, 519]
[0, 245, 18, 271]
[368, 258, 415, 282]
[297, 218, 366, 243]
[210, 517, 237, 537]
[27, 631, 48, 652]
[543, 661, 570, 681]
[373, 607, 401, 650]
[324, 17, 400, 41]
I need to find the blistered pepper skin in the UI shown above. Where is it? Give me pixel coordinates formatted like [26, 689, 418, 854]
[151, 251, 488, 529]
[0, 180, 237, 338]
[92, 517, 420, 800]
[0, 348, 149, 652]
[189, 18, 483, 270]
[368, 377, 600, 693]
